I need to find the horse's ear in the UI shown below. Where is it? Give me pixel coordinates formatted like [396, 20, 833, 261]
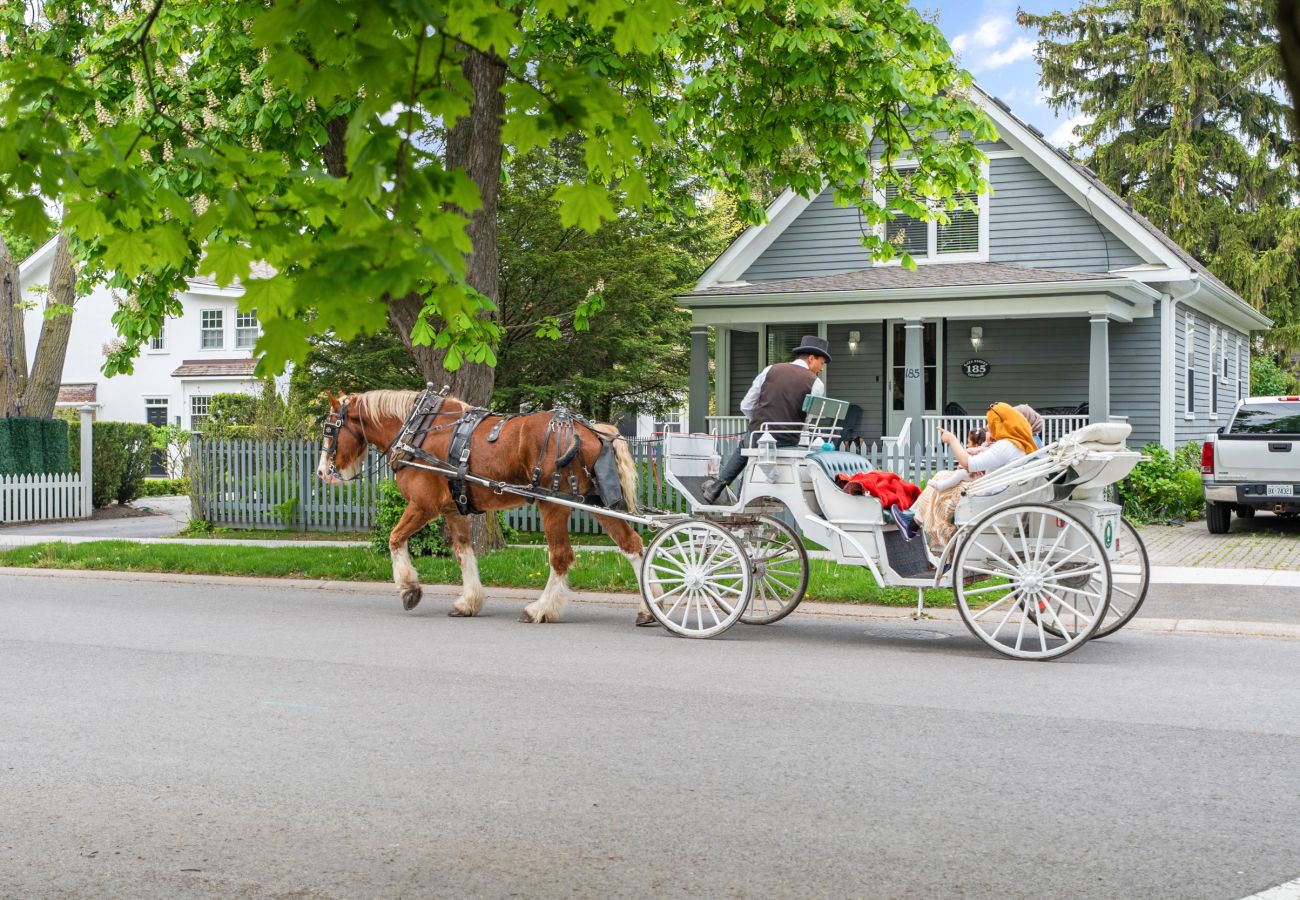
[327, 392, 340, 411]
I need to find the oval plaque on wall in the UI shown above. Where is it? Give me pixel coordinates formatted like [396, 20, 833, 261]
[963, 358, 990, 378]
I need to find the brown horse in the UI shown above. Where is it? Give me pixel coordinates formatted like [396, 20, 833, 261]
[315, 390, 656, 625]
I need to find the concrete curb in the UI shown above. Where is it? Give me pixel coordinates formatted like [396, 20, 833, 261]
[3, 566, 1297, 642]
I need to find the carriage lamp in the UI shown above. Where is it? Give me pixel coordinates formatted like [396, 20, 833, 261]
[970, 325, 983, 349]
[757, 431, 778, 475]
[847, 330, 861, 353]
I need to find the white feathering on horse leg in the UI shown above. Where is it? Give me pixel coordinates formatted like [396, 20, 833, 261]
[451, 548, 486, 616]
[522, 566, 568, 623]
[391, 541, 423, 610]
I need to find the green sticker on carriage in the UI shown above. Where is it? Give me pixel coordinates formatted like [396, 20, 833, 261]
[1104, 520, 1113, 549]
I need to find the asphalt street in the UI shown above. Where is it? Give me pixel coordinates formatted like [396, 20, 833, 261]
[3, 571, 1299, 899]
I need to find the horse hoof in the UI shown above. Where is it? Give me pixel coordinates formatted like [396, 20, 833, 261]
[635, 611, 660, 627]
[448, 607, 472, 618]
[401, 587, 423, 611]
[518, 609, 536, 623]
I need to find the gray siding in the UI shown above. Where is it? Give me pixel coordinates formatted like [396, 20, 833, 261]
[1109, 310, 1161, 447]
[1175, 306, 1248, 445]
[944, 317, 1090, 413]
[742, 154, 1144, 283]
[988, 157, 1141, 272]
[727, 329, 759, 416]
[741, 189, 875, 282]
[825, 323, 886, 442]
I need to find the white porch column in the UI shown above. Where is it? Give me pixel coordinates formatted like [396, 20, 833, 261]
[77, 404, 94, 517]
[903, 319, 924, 438]
[688, 325, 710, 433]
[1089, 315, 1111, 425]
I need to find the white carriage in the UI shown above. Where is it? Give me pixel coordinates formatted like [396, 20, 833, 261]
[638, 396, 1150, 661]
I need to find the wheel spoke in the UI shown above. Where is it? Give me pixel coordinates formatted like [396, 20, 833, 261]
[969, 589, 1020, 620]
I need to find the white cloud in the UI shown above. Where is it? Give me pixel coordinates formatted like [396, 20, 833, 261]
[1048, 113, 1093, 148]
[981, 37, 1036, 70]
[951, 18, 1007, 56]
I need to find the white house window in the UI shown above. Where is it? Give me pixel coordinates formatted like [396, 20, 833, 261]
[1238, 338, 1246, 400]
[1221, 332, 1234, 409]
[149, 322, 165, 351]
[1210, 324, 1219, 416]
[190, 395, 211, 429]
[1184, 318, 1196, 415]
[200, 309, 224, 349]
[235, 310, 260, 349]
[878, 165, 988, 264]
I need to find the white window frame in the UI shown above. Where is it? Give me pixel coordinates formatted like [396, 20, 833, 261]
[190, 394, 211, 429]
[235, 309, 260, 350]
[1209, 324, 1219, 419]
[147, 321, 167, 353]
[873, 161, 991, 265]
[200, 309, 225, 350]
[1238, 338, 1246, 400]
[1184, 316, 1196, 418]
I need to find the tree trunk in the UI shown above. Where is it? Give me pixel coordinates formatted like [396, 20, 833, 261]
[23, 233, 78, 419]
[0, 232, 30, 417]
[1281, 0, 1300, 134]
[389, 47, 509, 552]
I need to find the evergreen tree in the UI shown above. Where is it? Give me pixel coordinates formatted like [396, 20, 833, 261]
[1022, 1, 1300, 348]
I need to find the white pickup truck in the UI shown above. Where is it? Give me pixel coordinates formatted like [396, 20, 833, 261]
[1201, 396, 1300, 533]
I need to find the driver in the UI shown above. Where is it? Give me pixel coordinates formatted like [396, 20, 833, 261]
[700, 335, 829, 504]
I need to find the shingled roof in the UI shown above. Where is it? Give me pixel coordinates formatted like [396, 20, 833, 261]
[55, 383, 97, 404]
[171, 358, 258, 378]
[684, 262, 1118, 298]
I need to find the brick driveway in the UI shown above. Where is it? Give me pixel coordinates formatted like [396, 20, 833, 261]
[1139, 516, 1300, 569]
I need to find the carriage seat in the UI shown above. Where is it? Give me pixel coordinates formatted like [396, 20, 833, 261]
[805, 451, 886, 525]
[1056, 421, 1131, 451]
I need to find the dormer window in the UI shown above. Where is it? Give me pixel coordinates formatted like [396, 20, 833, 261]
[877, 163, 989, 264]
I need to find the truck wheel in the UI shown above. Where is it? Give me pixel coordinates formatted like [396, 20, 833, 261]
[1235, 505, 1255, 519]
[1206, 501, 1232, 534]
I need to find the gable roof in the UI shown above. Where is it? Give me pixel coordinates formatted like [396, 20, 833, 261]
[171, 358, 258, 378]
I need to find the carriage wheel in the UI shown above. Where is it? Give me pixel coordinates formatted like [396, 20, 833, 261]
[953, 504, 1111, 661]
[734, 515, 809, 625]
[1042, 517, 1148, 640]
[640, 519, 752, 639]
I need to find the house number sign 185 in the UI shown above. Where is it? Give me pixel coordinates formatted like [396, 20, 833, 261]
[963, 358, 990, 378]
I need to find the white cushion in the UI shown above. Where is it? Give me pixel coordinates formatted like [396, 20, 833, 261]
[1060, 422, 1130, 447]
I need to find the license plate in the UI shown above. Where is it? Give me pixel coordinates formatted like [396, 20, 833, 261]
[1266, 484, 1294, 497]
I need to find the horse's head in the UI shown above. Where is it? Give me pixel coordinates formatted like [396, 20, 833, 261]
[317, 392, 369, 484]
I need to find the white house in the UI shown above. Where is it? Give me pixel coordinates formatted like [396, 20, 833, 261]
[18, 237, 270, 433]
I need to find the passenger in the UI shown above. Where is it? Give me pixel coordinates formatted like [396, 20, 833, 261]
[899, 403, 1038, 551]
[1014, 404, 1044, 448]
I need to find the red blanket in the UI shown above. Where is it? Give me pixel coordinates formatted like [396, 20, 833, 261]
[834, 471, 921, 510]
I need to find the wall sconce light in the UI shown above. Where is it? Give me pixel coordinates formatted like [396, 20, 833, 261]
[970, 325, 983, 350]
[847, 329, 861, 353]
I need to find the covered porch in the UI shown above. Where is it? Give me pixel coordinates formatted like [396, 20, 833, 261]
[682, 264, 1161, 449]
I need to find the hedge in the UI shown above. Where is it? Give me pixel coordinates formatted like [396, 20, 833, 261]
[0, 417, 70, 475]
[140, 477, 190, 497]
[67, 421, 154, 508]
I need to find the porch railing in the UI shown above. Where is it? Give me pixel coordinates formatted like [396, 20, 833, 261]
[705, 415, 747, 440]
[920, 414, 1090, 448]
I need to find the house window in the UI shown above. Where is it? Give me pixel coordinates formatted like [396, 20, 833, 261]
[766, 324, 819, 364]
[1184, 318, 1196, 415]
[149, 323, 166, 351]
[235, 310, 260, 349]
[200, 309, 224, 349]
[191, 395, 211, 429]
[1210, 324, 1219, 416]
[1238, 338, 1246, 400]
[879, 166, 987, 263]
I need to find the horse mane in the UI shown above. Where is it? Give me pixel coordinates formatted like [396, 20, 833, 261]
[352, 389, 464, 422]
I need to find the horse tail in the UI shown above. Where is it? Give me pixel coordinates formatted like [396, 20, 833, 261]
[593, 424, 639, 513]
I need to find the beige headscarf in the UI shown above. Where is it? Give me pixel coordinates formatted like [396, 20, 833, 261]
[1014, 404, 1044, 436]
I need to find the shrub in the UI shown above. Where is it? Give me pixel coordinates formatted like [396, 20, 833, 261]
[67, 421, 154, 508]
[1251, 354, 1299, 396]
[140, 478, 190, 497]
[0, 417, 70, 475]
[370, 480, 449, 557]
[1117, 441, 1204, 523]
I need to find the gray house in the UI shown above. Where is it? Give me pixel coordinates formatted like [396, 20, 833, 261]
[681, 88, 1271, 451]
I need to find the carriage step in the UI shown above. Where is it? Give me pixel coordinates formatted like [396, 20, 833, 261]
[883, 528, 931, 578]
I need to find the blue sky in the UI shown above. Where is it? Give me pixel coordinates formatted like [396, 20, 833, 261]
[925, 0, 1091, 149]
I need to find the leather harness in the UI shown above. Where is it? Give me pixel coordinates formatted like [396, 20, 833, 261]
[388, 384, 621, 515]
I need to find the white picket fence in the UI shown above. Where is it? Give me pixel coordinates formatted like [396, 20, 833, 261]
[0, 471, 88, 523]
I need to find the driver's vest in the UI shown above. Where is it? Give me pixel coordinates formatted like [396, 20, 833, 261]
[748, 363, 816, 430]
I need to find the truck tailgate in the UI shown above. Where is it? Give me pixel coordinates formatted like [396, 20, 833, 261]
[1216, 435, 1300, 482]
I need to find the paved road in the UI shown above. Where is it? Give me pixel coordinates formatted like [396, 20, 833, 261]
[0, 496, 189, 540]
[3, 573, 1300, 900]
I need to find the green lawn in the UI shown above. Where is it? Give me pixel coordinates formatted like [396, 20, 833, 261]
[0, 541, 957, 607]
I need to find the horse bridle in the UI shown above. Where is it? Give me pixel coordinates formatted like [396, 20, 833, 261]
[319, 397, 370, 482]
